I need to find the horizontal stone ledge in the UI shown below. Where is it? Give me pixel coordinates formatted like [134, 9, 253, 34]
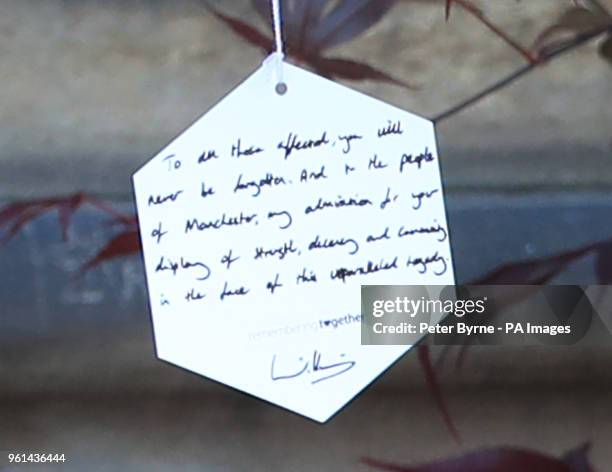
[2, 332, 611, 398]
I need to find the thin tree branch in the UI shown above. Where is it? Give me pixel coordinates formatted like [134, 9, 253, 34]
[433, 25, 612, 123]
[433, 63, 534, 123]
[451, 0, 538, 63]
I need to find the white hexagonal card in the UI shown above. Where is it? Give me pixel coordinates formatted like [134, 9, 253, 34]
[133, 58, 454, 422]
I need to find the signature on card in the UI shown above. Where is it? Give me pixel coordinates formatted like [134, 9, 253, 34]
[270, 350, 356, 385]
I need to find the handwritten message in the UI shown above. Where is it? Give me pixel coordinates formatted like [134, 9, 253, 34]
[133, 61, 454, 422]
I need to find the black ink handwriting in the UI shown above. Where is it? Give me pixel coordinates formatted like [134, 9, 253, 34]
[267, 210, 292, 230]
[338, 134, 363, 154]
[148, 190, 183, 206]
[220, 249, 239, 269]
[400, 147, 435, 173]
[407, 251, 448, 275]
[234, 172, 287, 197]
[163, 154, 181, 171]
[185, 212, 258, 233]
[378, 120, 403, 137]
[305, 195, 372, 215]
[330, 257, 398, 283]
[296, 268, 318, 284]
[368, 154, 388, 170]
[155, 256, 211, 281]
[198, 150, 219, 164]
[151, 222, 167, 244]
[266, 273, 283, 294]
[185, 289, 206, 302]
[300, 166, 328, 183]
[220, 282, 249, 301]
[201, 182, 215, 198]
[366, 227, 390, 243]
[308, 235, 359, 255]
[270, 351, 356, 384]
[254, 240, 298, 261]
[412, 189, 439, 210]
[379, 187, 399, 210]
[232, 139, 263, 158]
[278, 132, 329, 160]
[398, 222, 448, 242]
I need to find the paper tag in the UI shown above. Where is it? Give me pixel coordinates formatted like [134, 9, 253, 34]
[133, 59, 455, 422]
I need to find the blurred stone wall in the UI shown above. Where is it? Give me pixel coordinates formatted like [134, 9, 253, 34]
[0, 0, 611, 199]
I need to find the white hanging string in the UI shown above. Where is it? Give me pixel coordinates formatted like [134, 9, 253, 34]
[269, 0, 286, 91]
[271, 0, 284, 58]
